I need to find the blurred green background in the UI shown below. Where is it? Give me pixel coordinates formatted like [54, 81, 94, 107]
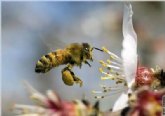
[2, 2, 165, 116]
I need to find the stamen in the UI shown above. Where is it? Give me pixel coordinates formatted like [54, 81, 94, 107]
[100, 60, 123, 71]
[92, 90, 107, 94]
[92, 87, 126, 94]
[94, 96, 105, 99]
[101, 76, 115, 80]
[106, 67, 125, 76]
[92, 84, 127, 95]
[99, 84, 125, 89]
[102, 47, 122, 62]
[99, 68, 125, 81]
[107, 59, 122, 67]
[100, 85, 127, 91]
[94, 87, 127, 99]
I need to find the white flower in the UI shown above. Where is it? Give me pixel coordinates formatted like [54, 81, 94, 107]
[92, 3, 138, 112]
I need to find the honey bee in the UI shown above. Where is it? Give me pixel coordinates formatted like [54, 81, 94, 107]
[35, 43, 103, 87]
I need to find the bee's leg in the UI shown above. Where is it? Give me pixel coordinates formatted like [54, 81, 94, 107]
[67, 64, 83, 86]
[79, 63, 82, 69]
[84, 60, 91, 67]
[62, 66, 83, 87]
[73, 75, 83, 87]
[67, 64, 73, 70]
[61, 67, 74, 86]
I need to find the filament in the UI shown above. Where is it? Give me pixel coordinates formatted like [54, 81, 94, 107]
[106, 59, 122, 67]
[99, 84, 126, 89]
[101, 76, 115, 80]
[102, 47, 122, 62]
[100, 60, 123, 71]
[104, 67, 125, 76]
[99, 68, 125, 81]
[94, 87, 127, 99]
[92, 86, 126, 94]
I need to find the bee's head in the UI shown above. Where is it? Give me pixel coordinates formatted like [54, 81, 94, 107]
[82, 43, 93, 61]
[82, 43, 103, 61]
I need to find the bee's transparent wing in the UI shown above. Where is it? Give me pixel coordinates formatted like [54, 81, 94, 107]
[41, 37, 66, 51]
[113, 3, 137, 111]
[121, 3, 137, 88]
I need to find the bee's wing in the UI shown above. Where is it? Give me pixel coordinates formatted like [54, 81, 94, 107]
[41, 38, 67, 51]
[113, 3, 137, 111]
[121, 3, 137, 88]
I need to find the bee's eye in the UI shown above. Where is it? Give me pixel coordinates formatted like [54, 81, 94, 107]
[85, 48, 89, 51]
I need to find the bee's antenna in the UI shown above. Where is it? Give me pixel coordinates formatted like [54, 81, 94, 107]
[93, 47, 103, 52]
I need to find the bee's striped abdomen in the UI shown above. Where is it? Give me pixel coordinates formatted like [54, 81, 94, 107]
[35, 49, 70, 73]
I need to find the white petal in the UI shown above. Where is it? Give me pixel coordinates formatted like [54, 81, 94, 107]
[46, 90, 60, 105]
[23, 81, 48, 107]
[14, 104, 46, 114]
[121, 3, 137, 88]
[30, 93, 48, 107]
[23, 81, 39, 95]
[112, 92, 128, 111]
[16, 114, 40, 116]
[113, 3, 137, 112]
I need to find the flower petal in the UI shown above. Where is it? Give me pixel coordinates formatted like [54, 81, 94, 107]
[121, 3, 137, 88]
